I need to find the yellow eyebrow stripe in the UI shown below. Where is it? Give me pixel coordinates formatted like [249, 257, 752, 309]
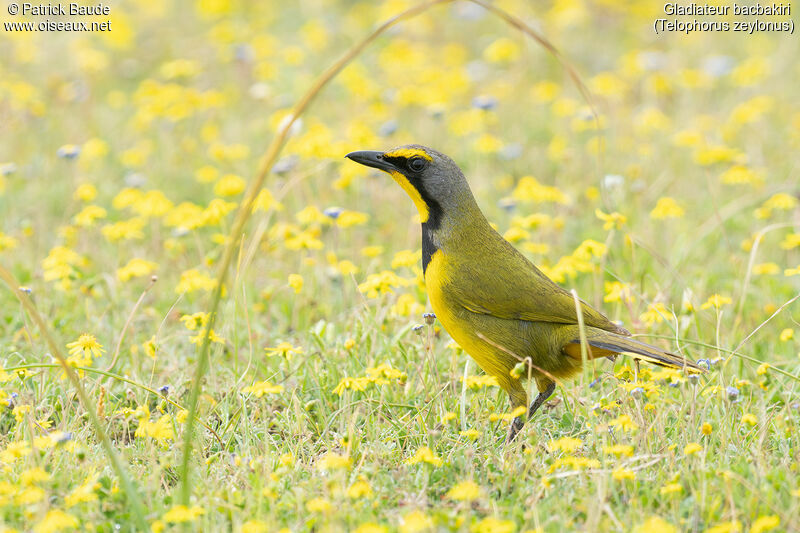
[383, 148, 432, 161]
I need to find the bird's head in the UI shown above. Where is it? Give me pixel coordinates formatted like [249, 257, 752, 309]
[345, 144, 471, 226]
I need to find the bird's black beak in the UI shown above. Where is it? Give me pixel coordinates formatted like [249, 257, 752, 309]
[345, 150, 398, 173]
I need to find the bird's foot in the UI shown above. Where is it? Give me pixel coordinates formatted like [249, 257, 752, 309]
[506, 416, 525, 443]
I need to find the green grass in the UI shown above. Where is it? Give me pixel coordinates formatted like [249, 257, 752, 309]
[1, 1, 799, 531]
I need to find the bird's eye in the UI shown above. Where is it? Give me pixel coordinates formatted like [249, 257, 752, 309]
[408, 157, 427, 172]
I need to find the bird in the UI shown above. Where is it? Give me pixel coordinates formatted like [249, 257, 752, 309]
[345, 144, 704, 442]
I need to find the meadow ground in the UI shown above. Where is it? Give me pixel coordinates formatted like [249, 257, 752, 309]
[1, 1, 799, 532]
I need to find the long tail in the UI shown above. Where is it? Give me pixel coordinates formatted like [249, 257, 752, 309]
[568, 330, 706, 373]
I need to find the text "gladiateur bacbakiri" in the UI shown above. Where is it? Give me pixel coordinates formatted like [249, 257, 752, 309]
[20, 3, 111, 16]
[664, 3, 791, 15]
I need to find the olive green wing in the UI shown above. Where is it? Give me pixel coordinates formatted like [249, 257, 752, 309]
[449, 233, 628, 335]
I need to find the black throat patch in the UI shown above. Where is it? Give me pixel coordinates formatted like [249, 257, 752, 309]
[421, 223, 437, 275]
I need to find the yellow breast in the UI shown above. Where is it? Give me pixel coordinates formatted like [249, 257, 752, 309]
[425, 250, 514, 382]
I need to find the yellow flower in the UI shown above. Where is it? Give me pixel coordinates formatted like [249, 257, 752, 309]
[399, 510, 433, 533]
[780, 233, 800, 249]
[445, 480, 482, 501]
[459, 428, 481, 440]
[547, 437, 583, 453]
[475, 133, 503, 153]
[503, 227, 529, 243]
[12, 404, 31, 423]
[672, 129, 704, 147]
[660, 483, 683, 495]
[20, 467, 51, 486]
[163, 504, 205, 523]
[752, 263, 779, 276]
[463, 375, 500, 390]
[471, 517, 515, 533]
[242, 381, 284, 397]
[483, 37, 520, 63]
[347, 480, 374, 499]
[175, 269, 217, 294]
[603, 444, 633, 457]
[65, 474, 100, 507]
[741, 413, 758, 426]
[317, 453, 352, 471]
[391, 293, 425, 317]
[639, 302, 670, 328]
[683, 442, 703, 455]
[287, 273, 303, 294]
[489, 406, 526, 422]
[102, 217, 146, 241]
[1, 441, 32, 463]
[405, 446, 442, 467]
[786, 265, 800, 277]
[365, 363, 406, 383]
[609, 414, 638, 432]
[595, 209, 627, 230]
[143, 336, 157, 359]
[361, 245, 384, 257]
[194, 165, 218, 183]
[391, 249, 421, 269]
[650, 197, 684, 219]
[612, 467, 635, 481]
[604, 281, 633, 304]
[702, 422, 713, 435]
[33, 509, 79, 533]
[117, 258, 158, 282]
[512, 176, 569, 204]
[701, 294, 733, 310]
[305, 497, 332, 513]
[241, 520, 268, 533]
[358, 270, 411, 298]
[252, 188, 283, 212]
[353, 524, 387, 533]
[214, 174, 246, 196]
[264, 342, 303, 360]
[336, 210, 369, 228]
[135, 414, 174, 441]
[750, 515, 779, 533]
[705, 521, 742, 533]
[66, 333, 105, 362]
[633, 516, 677, 533]
[180, 312, 208, 331]
[0, 232, 18, 252]
[73, 183, 97, 202]
[332, 376, 372, 395]
[720, 165, 763, 186]
[766, 192, 798, 211]
[780, 329, 794, 342]
[694, 145, 744, 166]
[73, 204, 107, 226]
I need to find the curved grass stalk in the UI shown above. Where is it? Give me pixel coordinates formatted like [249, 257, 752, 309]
[0, 265, 148, 530]
[179, 0, 597, 504]
[733, 222, 795, 328]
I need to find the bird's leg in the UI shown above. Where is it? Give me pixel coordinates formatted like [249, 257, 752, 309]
[529, 379, 556, 418]
[506, 385, 528, 443]
[506, 415, 525, 443]
[507, 380, 556, 443]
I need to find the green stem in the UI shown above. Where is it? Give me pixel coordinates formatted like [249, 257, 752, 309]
[0, 265, 149, 530]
